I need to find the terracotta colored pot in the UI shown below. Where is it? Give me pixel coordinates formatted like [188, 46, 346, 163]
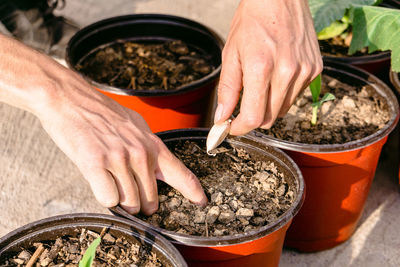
[111, 128, 305, 267]
[66, 14, 223, 133]
[250, 60, 399, 252]
[0, 213, 187, 266]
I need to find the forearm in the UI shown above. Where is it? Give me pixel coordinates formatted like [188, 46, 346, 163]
[0, 33, 207, 213]
[0, 33, 100, 119]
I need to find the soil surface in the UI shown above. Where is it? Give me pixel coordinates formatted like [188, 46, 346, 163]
[76, 40, 214, 91]
[319, 34, 372, 58]
[0, 228, 167, 267]
[140, 140, 295, 237]
[258, 74, 391, 144]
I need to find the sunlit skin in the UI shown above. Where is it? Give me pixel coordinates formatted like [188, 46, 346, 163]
[214, 0, 322, 135]
[0, 34, 207, 215]
[0, 0, 321, 215]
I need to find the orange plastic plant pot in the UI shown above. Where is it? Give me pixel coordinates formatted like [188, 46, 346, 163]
[283, 137, 387, 252]
[250, 60, 399, 252]
[173, 221, 291, 267]
[98, 80, 217, 133]
[111, 129, 305, 267]
[66, 14, 223, 133]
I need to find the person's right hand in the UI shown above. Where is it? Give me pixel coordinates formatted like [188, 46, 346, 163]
[214, 0, 322, 135]
[0, 34, 207, 215]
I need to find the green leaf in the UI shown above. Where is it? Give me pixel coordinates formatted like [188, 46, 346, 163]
[320, 92, 336, 103]
[309, 74, 322, 103]
[318, 20, 349, 40]
[349, 5, 400, 71]
[79, 237, 101, 267]
[309, 0, 375, 33]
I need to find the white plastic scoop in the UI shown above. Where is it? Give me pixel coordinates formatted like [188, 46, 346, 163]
[206, 119, 231, 155]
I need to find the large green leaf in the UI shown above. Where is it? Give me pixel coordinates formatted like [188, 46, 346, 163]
[309, 0, 375, 33]
[317, 20, 349, 40]
[349, 5, 400, 71]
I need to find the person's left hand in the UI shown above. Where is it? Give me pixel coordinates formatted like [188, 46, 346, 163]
[214, 0, 323, 135]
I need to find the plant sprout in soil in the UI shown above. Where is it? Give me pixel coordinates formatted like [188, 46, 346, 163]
[309, 74, 336, 125]
[78, 237, 101, 267]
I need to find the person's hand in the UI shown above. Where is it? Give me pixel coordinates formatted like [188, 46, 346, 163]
[214, 0, 323, 135]
[0, 34, 207, 215]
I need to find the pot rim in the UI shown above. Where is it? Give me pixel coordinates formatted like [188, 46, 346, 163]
[66, 13, 224, 97]
[0, 213, 187, 267]
[111, 128, 305, 247]
[321, 51, 391, 65]
[390, 69, 400, 95]
[249, 60, 399, 154]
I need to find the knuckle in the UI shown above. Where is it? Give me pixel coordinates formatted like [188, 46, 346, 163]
[242, 115, 264, 129]
[149, 134, 164, 147]
[247, 59, 272, 74]
[277, 61, 297, 79]
[183, 172, 203, 193]
[79, 153, 107, 170]
[301, 63, 313, 76]
[130, 145, 149, 166]
[217, 81, 235, 94]
[109, 146, 128, 162]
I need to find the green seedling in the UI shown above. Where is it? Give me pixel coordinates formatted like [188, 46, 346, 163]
[309, 75, 335, 125]
[79, 237, 101, 267]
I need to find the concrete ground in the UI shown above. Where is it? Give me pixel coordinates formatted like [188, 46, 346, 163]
[1, 0, 400, 266]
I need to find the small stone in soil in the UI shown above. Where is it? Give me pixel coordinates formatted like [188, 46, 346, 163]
[206, 206, 221, 224]
[194, 210, 206, 224]
[236, 208, 254, 218]
[218, 210, 236, 223]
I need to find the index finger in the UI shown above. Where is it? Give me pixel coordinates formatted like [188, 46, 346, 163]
[154, 139, 208, 207]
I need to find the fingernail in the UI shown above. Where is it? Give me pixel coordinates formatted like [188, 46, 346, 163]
[214, 103, 224, 123]
[196, 196, 208, 208]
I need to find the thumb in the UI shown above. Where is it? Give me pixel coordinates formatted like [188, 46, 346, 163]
[155, 143, 208, 207]
[214, 48, 243, 124]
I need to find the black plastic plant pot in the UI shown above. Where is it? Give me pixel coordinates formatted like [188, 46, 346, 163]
[0, 213, 187, 267]
[111, 128, 305, 267]
[390, 70, 400, 97]
[322, 52, 391, 82]
[389, 69, 400, 183]
[66, 14, 224, 133]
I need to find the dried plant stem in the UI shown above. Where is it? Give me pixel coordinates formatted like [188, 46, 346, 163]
[129, 77, 136, 90]
[26, 243, 44, 267]
[162, 76, 168, 90]
[100, 227, 107, 238]
[205, 220, 209, 237]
